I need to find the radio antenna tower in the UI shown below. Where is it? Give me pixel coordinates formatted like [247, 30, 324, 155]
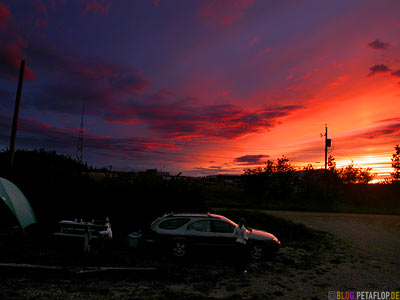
[76, 104, 84, 163]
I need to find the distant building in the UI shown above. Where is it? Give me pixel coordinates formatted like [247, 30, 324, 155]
[87, 172, 106, 182]
[204, 174, 241, 185]
[135, 169, 173, 181]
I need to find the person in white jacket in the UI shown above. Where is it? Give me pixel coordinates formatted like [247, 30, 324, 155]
[233, 217, 248, 273]
[100, 217, 113, 239]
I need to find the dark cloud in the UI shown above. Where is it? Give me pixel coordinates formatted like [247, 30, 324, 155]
[392, 70, 400, 77]
[368, 66, 400, 79]
[2, 35, 300, 142]
[191, 166, 238, 175]
[368, 39, 390, 50]
[0, 4, 300, 147]
[26, 44, 150, 92]
[374, 117, 400, 124]
[22, 44, 150, 115]
[234, 154, 269, 165]
[368, 64, 391, 76]
[104, 95, 302, 140]
[360, 123, 400, 139]
[0, 114, 169, 155]
[361, 129, 396, 139]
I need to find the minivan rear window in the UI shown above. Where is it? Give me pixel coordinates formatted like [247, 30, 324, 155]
[159, 218, 190, 230]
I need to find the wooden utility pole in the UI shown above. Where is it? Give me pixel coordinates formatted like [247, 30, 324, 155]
[324, 124, 332, 169]
[9, 60, 25, 165]
[324, 125, 328, 169]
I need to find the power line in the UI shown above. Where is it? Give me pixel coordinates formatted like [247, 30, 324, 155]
[157, 143, 324, 153]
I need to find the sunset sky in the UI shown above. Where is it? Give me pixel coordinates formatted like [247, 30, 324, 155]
[0, 0, 400, 180]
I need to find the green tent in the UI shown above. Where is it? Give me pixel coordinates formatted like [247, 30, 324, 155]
[0, 178, 36, 229]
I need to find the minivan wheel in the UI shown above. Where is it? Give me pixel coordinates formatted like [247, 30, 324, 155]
[172, 240, 187, 257]
[249, 243, 265, 261]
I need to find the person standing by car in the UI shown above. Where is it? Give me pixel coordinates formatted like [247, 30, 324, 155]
[233, 217, 248, 273]
[100, 217, 113, 239]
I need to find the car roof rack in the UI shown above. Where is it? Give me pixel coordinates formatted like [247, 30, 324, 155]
[161, 212, 220, 219]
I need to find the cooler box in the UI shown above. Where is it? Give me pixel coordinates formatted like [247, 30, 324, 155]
[128, 232, 142, 248]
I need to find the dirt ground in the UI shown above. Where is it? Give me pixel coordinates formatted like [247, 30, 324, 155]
[1, 212, 399, 300]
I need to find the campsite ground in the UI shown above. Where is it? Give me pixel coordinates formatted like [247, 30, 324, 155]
[0, 211, 399, 300]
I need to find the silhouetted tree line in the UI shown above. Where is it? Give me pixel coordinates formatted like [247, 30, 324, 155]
[0, 149, 207, 234]
[0, 147, 399, 233]
[240, 147, 400, 213]
[241, 154, 374, 202]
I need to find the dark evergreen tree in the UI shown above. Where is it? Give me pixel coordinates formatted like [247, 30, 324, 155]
[391, 145, 400, 182]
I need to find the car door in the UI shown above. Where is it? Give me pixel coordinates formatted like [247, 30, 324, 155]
[185, 220, 216, 247]
[212, 220, 235, 247]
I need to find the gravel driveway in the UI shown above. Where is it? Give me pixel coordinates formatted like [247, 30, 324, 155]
[266, 211, 400, 264]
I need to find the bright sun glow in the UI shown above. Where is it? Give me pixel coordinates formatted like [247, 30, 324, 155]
[335, 154, 393, 183]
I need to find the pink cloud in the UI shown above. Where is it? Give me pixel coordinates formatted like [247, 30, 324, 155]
[259, 48, 271, 55]
[218, 90, 230, 97]
[250, 36, 259, 46]
[103, 94, 303, 141]
[0, 3, 9, 22]
[32, 0, 47, 14]
[0, 37, 36, 81]
[328, 74, 349, 88]
[82, 0, 112, 16]
[48, 0, 67, 9]
[0, 3, 10, 31]
[199, 0, 255, 26]
[35, 18, 48, 28]
[286, 85, 302, 92]
[74, 63, 116, 80]
[153, 0, 160, 8]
